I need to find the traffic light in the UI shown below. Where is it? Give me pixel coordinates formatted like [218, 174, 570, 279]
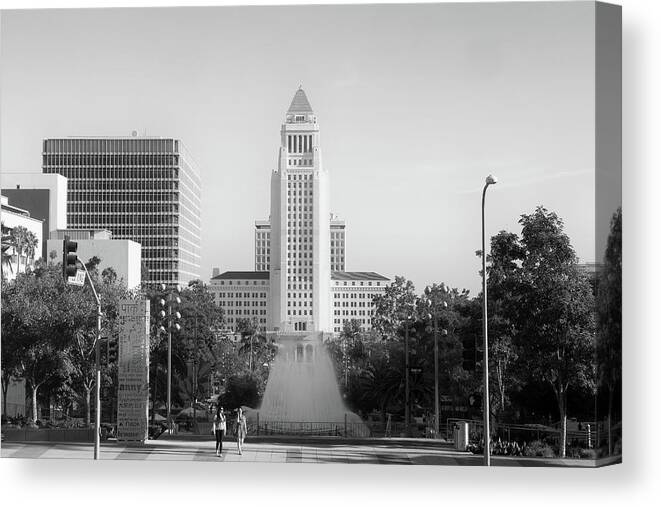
[62, 236, 78, 279]
[108, 338, 119, 363]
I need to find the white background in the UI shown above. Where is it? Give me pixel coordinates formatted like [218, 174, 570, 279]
[1, 0, 657, 505]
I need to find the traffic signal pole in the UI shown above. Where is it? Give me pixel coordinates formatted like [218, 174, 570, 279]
[79, 260, 102, 460]
[63, 236, 102, 460]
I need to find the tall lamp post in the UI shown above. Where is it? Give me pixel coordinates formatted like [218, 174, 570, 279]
[404, 314, 411, 437]
[481, 174, 498, 466]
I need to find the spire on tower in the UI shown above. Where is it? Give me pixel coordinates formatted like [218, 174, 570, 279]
[287, 87, 314, 114]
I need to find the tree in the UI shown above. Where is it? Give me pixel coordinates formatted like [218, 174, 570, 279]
[371, 276, 417, 340]
[1, 222, 14, 279]
[164, 280, 225, 408]
[512, 207, 596, 457]
[1, 263, 79, 422]
[419, 284, 472, 431]
[482, 231, 527, 423]
[8, 225, 38, 276]
[596, 207, 622, 454]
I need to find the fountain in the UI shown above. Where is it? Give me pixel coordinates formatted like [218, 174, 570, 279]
[251, 331, 369, 437]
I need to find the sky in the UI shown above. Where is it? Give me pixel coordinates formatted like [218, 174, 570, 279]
[0, 2, 603, 295]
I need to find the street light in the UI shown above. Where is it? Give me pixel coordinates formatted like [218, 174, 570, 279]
[425, 285, 449, 441]
[158, 283, 181, 434]
[481, 174, 498, 466]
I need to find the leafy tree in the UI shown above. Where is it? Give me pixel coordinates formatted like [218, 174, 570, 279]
[596, 207, 622, 454]
[1, 262, 78, 421]
[482, 231, 527, 423]
[145, 280, 224, 410]
[221, 374, 260, 409]
[418, 284, 471, 429]
[371, 276, 417, 339]
[512, 207, 596, 457]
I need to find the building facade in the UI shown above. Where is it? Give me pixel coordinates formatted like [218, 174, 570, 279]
[47, 229, 142, 289]
[211, 270, 388, 335]
[269, 88, 331, 333]
[1, 172, 68, 259]
[254, 213, 345, 273]
[330, 272, 388, 333]
[215, 88, 390, 336]
[330, 215, 346, 272]
[209, 271, 270, 332]
[1, 195, 44, 281]
[41, 136, 201, 286]
[254, 220, 271, 271]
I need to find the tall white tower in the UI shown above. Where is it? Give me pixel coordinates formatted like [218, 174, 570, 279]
[269, 88, 331, 333]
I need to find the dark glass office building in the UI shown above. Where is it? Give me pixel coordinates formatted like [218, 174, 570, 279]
[42, 137, 201, 286]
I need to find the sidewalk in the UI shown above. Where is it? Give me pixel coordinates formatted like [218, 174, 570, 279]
[1, 438, 619, 467]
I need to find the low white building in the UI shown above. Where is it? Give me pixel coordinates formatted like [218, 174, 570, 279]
[1, 195, 44, 281]
[209, 269, 389, 335]
[209, 271, 270, 333]
[47, 229, 142, 289]
[330, 272, 389, 333]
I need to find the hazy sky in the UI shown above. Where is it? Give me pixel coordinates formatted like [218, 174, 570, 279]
[0, 2, 599, 295]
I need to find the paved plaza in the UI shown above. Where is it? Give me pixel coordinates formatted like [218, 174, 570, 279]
[0, 437, 618, 467]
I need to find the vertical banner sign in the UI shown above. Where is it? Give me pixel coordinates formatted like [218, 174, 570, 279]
[117, 299, 150, 444]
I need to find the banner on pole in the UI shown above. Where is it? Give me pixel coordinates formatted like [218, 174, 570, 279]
[117, 299, 150, 444]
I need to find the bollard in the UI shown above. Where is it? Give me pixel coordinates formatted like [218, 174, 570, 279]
[587, 423, 592, 448]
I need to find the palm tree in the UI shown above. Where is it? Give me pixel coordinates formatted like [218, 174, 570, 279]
[1, 222, 14, 279]
[8, 225, 38, 276]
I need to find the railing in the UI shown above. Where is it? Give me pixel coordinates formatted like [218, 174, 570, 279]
[250, 419, 418, 438]
[445, 418, 601, 448]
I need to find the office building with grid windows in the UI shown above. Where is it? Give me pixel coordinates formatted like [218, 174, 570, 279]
[42, 136, 201, 286]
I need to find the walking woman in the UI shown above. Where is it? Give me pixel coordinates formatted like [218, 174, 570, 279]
[213, 406, 226, 456]
[236, 407, 248, 455]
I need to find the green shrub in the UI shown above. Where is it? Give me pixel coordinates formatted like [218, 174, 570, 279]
[579, 448, 597, 459]
[523, 440, 555, 458]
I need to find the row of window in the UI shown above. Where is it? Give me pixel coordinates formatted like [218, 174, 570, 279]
[44, 166, 180, 179]
[44, 138, 179, 154]
[288, 159, 312, 166]
[287, 135, 313, 154]
[333, 281, 383, 287]
[215, 292, 268, 298]
[287, 173, 311, 180]
[288, 301, 312, 307]
[334, 310, 373, 317]
[335, 301, 371, 308]
[225, 309, 267, 316]
[334, 292, 376, 299]
[216, 280, 268, 286]
[219, 301, 267, 307]
[288, 310, 310, 316]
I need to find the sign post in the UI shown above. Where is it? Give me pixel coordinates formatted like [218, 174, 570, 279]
[117, 299, 150, 445]
[67, 269, 86, 287]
